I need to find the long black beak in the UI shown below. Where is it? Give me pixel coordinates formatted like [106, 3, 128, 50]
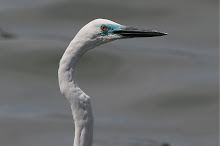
[113, 26, 167, 38]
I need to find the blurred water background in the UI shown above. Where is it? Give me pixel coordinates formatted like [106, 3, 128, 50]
[0, 0, 219, 146]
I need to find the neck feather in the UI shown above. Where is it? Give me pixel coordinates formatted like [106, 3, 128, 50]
[58, 39, 94, 146]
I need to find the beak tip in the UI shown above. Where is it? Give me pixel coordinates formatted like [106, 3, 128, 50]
[156, 31, 168, 36]
[164, 32, 168, 35]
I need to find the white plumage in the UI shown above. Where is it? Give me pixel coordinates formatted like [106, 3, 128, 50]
[58, 18, 166, 146]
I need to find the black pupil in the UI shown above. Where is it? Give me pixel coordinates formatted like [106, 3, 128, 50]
[102, 25, 106, 30]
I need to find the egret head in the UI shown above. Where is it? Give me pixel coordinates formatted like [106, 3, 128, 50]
[74, 19, 167, 48]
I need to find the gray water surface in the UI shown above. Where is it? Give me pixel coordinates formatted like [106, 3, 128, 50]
[0, 0, 218, 146]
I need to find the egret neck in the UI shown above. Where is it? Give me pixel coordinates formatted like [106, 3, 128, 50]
[58, 38, 94, 146]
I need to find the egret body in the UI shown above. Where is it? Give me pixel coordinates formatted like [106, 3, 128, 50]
[58, 19, 167, 146]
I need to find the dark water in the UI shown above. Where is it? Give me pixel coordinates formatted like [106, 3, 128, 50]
[0, 0, 218, 146]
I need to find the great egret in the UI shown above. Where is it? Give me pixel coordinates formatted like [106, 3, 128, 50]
[58, 19, 167, 146]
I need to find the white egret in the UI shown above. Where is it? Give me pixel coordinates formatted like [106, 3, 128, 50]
[58, 19, 167, 146]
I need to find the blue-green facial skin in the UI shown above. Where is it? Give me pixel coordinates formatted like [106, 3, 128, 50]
[100, 24, 125, 37]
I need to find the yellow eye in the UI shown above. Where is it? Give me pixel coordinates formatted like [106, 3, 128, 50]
[101, 25, 107, 31]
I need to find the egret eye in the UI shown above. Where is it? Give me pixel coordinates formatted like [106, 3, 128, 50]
[101, 25, 107, 31]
